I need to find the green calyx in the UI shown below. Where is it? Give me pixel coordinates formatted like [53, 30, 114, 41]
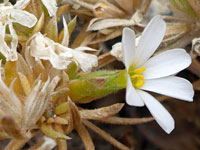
[69, 69, 127, 103]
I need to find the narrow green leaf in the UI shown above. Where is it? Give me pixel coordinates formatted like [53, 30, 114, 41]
[41, 124, 71, 140]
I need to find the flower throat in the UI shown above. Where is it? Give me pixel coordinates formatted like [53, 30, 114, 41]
[128, 66, 146, 89]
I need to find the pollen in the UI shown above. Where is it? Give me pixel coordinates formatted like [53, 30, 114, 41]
[135, 80, 144, 88]
[131, 74, 144, 80]
[133, 67, 146, 74]
[129, 67, 146, 89]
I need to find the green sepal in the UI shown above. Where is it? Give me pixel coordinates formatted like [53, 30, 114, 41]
[66, 62, 78, 80]
[54, 102, 68, 115]
[68, 16, 77, 36]
[69, 69, 127, 103]
[41, 124, 71, 140]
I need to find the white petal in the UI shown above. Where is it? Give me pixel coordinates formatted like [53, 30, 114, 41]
[143, 49, 191, 79]
[71, 50, 98, 73]
[122, 27, 136, 70]
[41, 0, 58, 17]
[110, 42, 123, 61]
[138, 90, 174, 134]
[141, 76, 194, 101]
[49, 54, 71, 70]
[0, 23, 10, 59]
[135, 15, 166, 67]
[61, 17, 69, 47]
[8, 23, 18, 61]
[126, 75, 144, 106]
[30, 33, 72, 70]
[14, 0, 30, 9]
[9, 9, 37, 28]
[30, 32, 98, 72]
[0, 23, 17, 61]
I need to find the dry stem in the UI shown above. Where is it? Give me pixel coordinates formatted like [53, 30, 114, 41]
[98, 116, 154, 125]
[83, 120, 131, 150]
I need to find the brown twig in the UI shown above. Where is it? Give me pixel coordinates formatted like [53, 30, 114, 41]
[68, 99, 95, 150]
[98, 116, 154, 125]
[83, 120, 131, 150]
[76, 123, 95, 150]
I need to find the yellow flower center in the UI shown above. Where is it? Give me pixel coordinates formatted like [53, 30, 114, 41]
[128, 67, 146, 89]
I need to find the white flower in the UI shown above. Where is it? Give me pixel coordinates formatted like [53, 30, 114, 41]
[28, 32, 98, 73]
[0, 1, 37, 61]
[122, 16, 194, 134]
[110, 43, 123, 61]
[110, 37, 140, 61]
[41, 0, 58, 17]
[28, 17, 97, 73]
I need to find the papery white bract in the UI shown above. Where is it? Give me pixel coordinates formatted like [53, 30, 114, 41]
[29, 17, 97, 73]
[122, 16, 194, 134]
[29, 32, 98, 73]
[0, 1, 37, 61]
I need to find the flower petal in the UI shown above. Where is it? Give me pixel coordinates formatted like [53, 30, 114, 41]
[141, 76, 194, 101]
[41, 0, 58, 17]
[14, 0, 30, 9]
[135, 15, 166, 67]
[137, 90, 174, 134]
[122, 27, 136, 70]
[70, 50, 98, 73]
[30, 32, 98, 72]
[143, 49, 191, 79]
[10, 9, 37, 28]
[126, 75, 144, 106]
[0, 23, 11, 60]
[110, 42, 123, 61]
[8, 23, 18, 61]
[30, 33, 72, 70]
